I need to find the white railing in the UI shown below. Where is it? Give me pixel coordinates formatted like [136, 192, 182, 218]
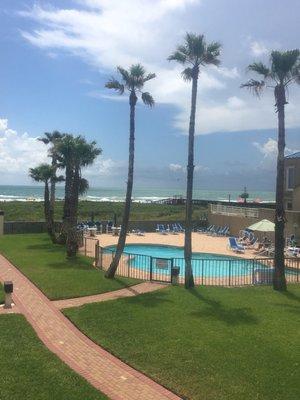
[210, 204, 259, 218]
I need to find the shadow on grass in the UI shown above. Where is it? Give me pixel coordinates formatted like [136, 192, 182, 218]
[46, 258, 93, 271]
[188, 288, 258, 326]
[124, 289, 171, 308]
[280, 289, 300, 303]
[26, 243, 64, 252]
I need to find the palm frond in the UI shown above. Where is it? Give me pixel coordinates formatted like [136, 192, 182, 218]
[167, 50, 188, 64]
[240, 79, 265, 97]
[271, 50, 300, 83]
[79, 178, 89, 195]
[141, 92, 155, 107]
[203, 41, 222, 66]
[29, 164, 54, 182]
[248, 62, 271, 78]
[55, 175, 65, 183]
[181, 67, 194, 81]
[117, 66, 131, 86]
[143, 72, 156, 83]
[130, 64, 146, 78]
[185, 32, 205, 58]
[105, 78, 125, 94]
[38, 137, 50, 144]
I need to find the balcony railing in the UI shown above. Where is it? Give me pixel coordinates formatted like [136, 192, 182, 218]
[210, 204, 259, 218]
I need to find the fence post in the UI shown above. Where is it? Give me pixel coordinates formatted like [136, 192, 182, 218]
[127, 253, 131, 278]
[150, 256, 153, 281]
[84, 237, 87, 256]
[201, 260, 204, 285]
[228, 260, 231, 286]
[95, 241, 99, 268]
[252, 259, 255, 285]
[100, 247, 103, 269]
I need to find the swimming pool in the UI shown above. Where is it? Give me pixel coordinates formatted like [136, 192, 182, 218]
[105, 244, 260, 279]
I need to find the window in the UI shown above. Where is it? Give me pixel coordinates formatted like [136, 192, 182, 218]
[286, 167, 295, 190]
[286, 201, 293, 211]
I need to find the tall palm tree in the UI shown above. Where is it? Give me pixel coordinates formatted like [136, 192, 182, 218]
[56, 134, 101, 257]
[38, 131, 65, 208]
[241, 50, 300, 291]
[104, 64, 156, 278]
[168, 33, 221, 288]
[29, 164, 63, 243]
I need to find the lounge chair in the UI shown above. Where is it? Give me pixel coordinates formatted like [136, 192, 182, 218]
[176, 223, 185, 232]
[156, 224, 167, 234]
[228, 237, 245, 253]
[245, 237, 258, 249]
[197, 224, 212, 233]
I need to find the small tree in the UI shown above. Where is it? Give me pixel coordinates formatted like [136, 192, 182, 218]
[38, 131, 65, 208]
[104, 64, 155, 279]
[241, 49, 300, 291]
[168, 33, 221, 288]
[56, 134, 101, 257]
[29, 164, 63, 243]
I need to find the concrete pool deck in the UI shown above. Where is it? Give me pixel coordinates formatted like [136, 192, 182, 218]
[95, 232, 259, 259]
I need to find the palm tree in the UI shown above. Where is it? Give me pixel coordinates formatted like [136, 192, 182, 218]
[104, 64, 156, 278]
[241, 50, 300, 291]
[168, 33, 221, 288]
[29, 164, 63, 243]
[38, 131, 65, 208]
[56, 134, 101, 257]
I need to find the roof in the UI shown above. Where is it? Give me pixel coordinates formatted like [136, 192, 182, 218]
[285, 152, 300, 159]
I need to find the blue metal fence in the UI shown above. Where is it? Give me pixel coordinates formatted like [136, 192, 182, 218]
[93, 243, 300, 286]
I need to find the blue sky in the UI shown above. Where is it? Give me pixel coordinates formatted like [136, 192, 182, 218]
[0, 0, 300, 191]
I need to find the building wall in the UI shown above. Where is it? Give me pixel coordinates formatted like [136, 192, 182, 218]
[208, 206, 300, 240]
[284, 157, 300, 211]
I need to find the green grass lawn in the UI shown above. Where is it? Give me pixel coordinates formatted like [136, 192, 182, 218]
[0, 283, 4, 303]
[0, 314, 106, 400]
[0, 200, 207, 222]
[65, 285, 300, 400]
[0, 234, 138, 300]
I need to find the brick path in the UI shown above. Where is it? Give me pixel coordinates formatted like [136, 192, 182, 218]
[53, 282, 167, 309]
[0, 254, 180, 400]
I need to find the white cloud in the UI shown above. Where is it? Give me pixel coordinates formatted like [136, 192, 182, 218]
[169, 162, 208, 173]
[19, 2, 300, 135]
[0, 118, 8, 131]
[0, 118, 115, 184]
[253, 138, 299, 171]
[0, 119, 48, 174]
[84, 157, 124, 177]
[250, 40, 268, 56]
[169, 163, 183, 172]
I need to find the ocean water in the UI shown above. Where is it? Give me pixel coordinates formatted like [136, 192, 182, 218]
[0, 185, 275, 203]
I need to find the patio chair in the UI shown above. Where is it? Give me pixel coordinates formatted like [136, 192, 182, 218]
[176, 223, 185, 232]
[228, 237, 245, 253]
[156, 224, 167, 234]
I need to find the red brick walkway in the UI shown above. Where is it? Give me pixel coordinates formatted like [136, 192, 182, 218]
[0, 254, 180, 400]
[53, 282, 167, 309]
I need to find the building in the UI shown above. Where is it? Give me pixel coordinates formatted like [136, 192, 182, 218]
[284, 152, 300, 211]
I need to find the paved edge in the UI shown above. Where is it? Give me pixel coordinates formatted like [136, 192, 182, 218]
[53, 282, 168, 309]
[0, 254, 181, 400]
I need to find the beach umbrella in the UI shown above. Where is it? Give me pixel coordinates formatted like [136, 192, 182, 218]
[247, 219, 275, 232]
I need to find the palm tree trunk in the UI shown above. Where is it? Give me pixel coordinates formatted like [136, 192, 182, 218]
[106, 91, 137, 278]
[44, 181, 56, 244]
[50, 166, 56, 209]
[273, 85, 287, 291]
[66, 168, 79, 258]
[57, 164, 72, 245]
[184, 71, 198, 289]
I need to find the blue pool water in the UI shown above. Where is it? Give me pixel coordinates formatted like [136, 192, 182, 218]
[105, 244, 258, 278]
